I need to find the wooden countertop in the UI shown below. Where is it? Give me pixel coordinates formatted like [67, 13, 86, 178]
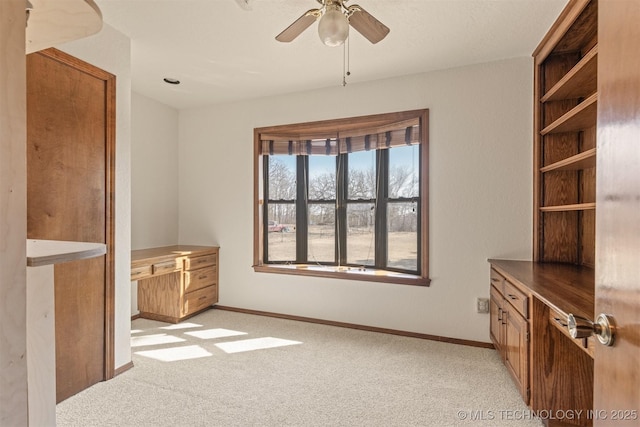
[131, 245, 218, 261]
[27, 239, 106, 267]
[489, 259, 594, 320]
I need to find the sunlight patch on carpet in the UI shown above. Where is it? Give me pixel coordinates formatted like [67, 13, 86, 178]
[160, 322, 203, 330]
[130, 329, 143, 334]
[215, 337, 302, 354]
[131, 334, 186, 347]
[135, 345, 212, 362]
[185, 328, 248, 340]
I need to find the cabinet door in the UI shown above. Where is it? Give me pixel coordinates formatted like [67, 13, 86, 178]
[489, 287, 503, 353]
[504, 310, 529, 403]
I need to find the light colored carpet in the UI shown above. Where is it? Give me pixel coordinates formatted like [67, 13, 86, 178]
[56, 309, 542, 426]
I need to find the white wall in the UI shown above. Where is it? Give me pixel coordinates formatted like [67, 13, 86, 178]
[58, 24, 132, 369]
[0, 1, 28, 424]
[131, 92, 180, 250]
[130, 92, 179, 315]
[177, 57, 533, 343]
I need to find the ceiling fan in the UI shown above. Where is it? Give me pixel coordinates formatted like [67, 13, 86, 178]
[275, 0, 390, 47]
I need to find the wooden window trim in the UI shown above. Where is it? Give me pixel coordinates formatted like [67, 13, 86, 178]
[253, 109, 430, 286]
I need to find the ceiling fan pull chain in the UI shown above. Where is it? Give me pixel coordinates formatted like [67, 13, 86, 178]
[342, 36, 351, 87]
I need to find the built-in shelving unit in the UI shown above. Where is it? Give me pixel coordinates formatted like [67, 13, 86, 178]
[540, 45, 597, 102]
[539, 147, 596, 172]
[534, 0, 598, 268]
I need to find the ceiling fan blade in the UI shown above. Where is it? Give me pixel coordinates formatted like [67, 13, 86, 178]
[348, 5, 390, 44]
[275, 9, 321, 43]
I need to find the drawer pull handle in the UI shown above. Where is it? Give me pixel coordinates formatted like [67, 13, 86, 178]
[198, 275, 207, 280]
[507, 294, 518, 300]
[553, 317, 568, 327]
[198, 295, 208, 301]
[498, 308, 503, 321]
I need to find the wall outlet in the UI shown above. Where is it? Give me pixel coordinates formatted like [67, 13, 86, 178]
[477, 298, 489, 313]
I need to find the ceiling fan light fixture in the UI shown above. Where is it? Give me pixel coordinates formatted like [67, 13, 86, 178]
[317, 6, 349, 47]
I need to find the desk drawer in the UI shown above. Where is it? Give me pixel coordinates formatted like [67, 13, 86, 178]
[131, 264, 152, 281]
[548, 305, 594, 358]
[183, 285, 216, 317]
[503, 279, 528, 319]
[152, 259, 180, 275]
[184, 266, 216, 293]
[184, 253, 217, 271]
[490, 268, 505, 293]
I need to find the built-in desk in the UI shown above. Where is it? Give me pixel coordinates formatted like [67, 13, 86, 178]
[489, 259, 595, 426]
[131, 245, 219, 323]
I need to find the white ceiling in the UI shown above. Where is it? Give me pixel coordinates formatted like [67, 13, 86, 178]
[94, 0, 568, 110]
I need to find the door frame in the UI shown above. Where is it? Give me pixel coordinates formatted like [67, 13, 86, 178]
[38, 48, 116, 380]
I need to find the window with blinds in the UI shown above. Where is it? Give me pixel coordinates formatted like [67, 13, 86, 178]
[253, 109, 429, 286]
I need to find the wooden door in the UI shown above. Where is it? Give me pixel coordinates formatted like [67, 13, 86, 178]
[594, 1, 640, 424]
[26, 49, 115, 402]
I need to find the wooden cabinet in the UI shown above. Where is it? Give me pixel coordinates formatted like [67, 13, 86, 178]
[533, 0, 598, 268]
[489, 268, 529, 404]
[132, 245, 219, 323]
[490, 260, 595, 427]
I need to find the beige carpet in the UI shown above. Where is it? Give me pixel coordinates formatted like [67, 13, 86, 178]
[56, 309, 542, 426]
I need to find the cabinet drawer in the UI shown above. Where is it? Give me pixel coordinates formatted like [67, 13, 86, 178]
[184, 253, 217, 271]
[152, 259, 180, 275]
[490, 269, 505, 293]
[184, 266, 216, 293]
[503, 279, 528, 319]
[131, 264, 152, 281]
[183, 285, 216, 317]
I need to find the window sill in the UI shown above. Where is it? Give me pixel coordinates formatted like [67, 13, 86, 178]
[253, 264, 430, 286]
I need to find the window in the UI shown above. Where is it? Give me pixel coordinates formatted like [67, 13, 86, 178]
[253, 110, 429, 286]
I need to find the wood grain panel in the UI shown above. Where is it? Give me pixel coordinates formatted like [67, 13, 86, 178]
[579, 209, 595, 268]
[543, 171, 579, 206]
[138, 272, 182, 319]
[26, 48, 115, 402]
[543, 133, 579, 166]
[551, 0, 597, 55]
[542, 211, 579, 263]
[581, 124, 597, 151]
[542, 45, 597, 102]
[543, 53, 581, 95]
[531, 298, 593, 426]
[594, 0, 640, 422]
[579, 167, 596, 203]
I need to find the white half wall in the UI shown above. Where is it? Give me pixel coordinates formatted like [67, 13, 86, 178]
[57, 23, 132, 369]
[177, 57, 533, 343]
[0, 1, 28, 423]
